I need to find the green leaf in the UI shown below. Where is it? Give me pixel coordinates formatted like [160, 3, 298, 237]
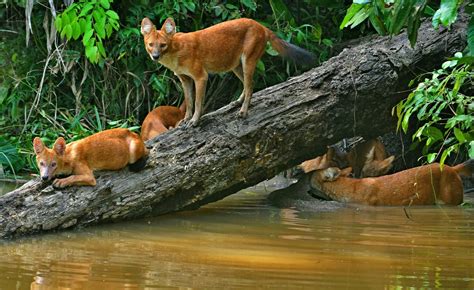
[369, 14, 387, 35]
[61, 13, 70, 27]
[423, 126, 444, 141]
[85, 45, 98, 63]
[453, 127, 466, 143]
[100, 0, 110, 9]
[389, 0, 413, 35]
[54, 16, 62, 30]
[97, 40, 106, 58]
[79, 3, 95, 17]
[256, 59, 265, 72]
[83, 29, 94, 46]
[68, 10, 78, 24]
[105, 23, 113, 38]
[92, 10, 103, 24]
[432, 0, 459, 28]
[183, 1, 196, 12]
[64, 24, 73, 40]
[426, 153, 437, 163]
[440, 145, 456, 166]
[468, 16, 474, 56]
[340, 3, 363, 30]
[269, 0, 295, 23]
[241, 0, 257, 11]
[94, 18, 106, 39]
[72, 22, 82, 40]
[349, 6, 372, 29]
[401, 108, 413, 133]
[105, 10, 119, 20]
[469, 141, 474, 158]
[79, 18, 87, 33]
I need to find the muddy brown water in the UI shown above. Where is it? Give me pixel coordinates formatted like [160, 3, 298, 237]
[0, 178, 473, 289]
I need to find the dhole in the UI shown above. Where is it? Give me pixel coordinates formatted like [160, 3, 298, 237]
[309, 160, 473, 206]
[141, 101, 186, 141]
[300, 138, 394, 177]
[141, 17, 314, 126]
[33, 128, 147, 188]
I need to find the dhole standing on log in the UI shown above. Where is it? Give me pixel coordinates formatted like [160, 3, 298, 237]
[33, 128, 147, 188]
[140, 17, 314, 126]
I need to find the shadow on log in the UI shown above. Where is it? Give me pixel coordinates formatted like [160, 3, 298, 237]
[0, 16, 468, 238]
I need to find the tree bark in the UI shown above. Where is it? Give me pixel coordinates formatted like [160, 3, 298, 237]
[0, 16, 468, 238]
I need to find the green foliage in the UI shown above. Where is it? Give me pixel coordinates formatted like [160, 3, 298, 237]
[55, 0, 120, 63]
[340, 0, 468, 49]
[395, 53, 474, 166]
[1, 0, 355, 175]
[0, 136, 24, 179]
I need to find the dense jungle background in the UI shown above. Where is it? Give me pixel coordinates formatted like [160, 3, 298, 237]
[0, 0, 473, 178]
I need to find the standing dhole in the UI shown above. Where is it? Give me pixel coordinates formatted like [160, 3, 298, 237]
[141, 101, 186, 141]
[310, 160, 473, 206]
[33, 128, 147, 188]
[141, 17, 314, 126]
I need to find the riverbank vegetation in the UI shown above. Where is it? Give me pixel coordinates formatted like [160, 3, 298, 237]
[0, 0, 472, 178]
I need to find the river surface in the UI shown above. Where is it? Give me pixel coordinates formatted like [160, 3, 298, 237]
[0, 178, 473, 289]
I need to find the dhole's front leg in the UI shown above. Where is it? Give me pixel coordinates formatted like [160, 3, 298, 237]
[190, 74, 208, 127]
[52, 164, 96, 188]
[177, 74, 194, 122]
[53, 174, 97, 188]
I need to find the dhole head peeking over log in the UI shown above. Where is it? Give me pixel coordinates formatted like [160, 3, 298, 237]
[299, 138, 395, 178]
[140, 17, 314, 127]
[33, 128, 147, 188]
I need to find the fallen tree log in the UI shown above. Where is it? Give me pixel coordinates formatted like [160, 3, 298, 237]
[0, 16, 468, 238]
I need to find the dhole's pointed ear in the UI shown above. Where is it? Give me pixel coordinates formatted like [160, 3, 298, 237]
[365, 146, 375, 162]
[161, 18, 176, 36]
[33, 137, 45, 154]
[141, 17, 155, 35]
[53, 137, 66, 156]
[326, 147, 335, 160]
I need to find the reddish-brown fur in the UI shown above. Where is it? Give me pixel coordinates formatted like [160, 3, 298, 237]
[299, 139, 394, 177]
[310, 161, 473, 206]
[33, 128, 147, 188]
[141, 102, 186, 141]
[141, 17, 313, 126]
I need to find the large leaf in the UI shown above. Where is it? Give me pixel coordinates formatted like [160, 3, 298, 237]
[432, 0, 460, 28]
[340, 3, 363, 30]
[349, 6, 372, 29]
[468, 16, 474, 56]
[269, 0, 294, 23]
[389, 0, 414, 35]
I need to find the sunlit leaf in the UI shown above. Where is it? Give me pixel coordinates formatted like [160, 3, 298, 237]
[432, 0, 460, 28]
[340, 3, 363, 30]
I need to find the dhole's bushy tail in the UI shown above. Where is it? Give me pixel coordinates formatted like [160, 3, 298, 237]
[453, 159, 474, 177]
[129, 155, 148, 172]
[266, 29, 315, 67]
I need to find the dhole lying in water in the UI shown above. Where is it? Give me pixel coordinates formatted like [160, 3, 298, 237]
[33, 128, 147, 188]
[141, 102, 186, 141]
[141, 17, 314, 126]
[310, 160, 473, 206]
[300, 138, 395, 178]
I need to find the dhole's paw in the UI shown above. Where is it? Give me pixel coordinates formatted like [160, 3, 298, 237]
[238, 109, 248, 118]
[52, 178, 70, 189]
[190, 117, 200, 127]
